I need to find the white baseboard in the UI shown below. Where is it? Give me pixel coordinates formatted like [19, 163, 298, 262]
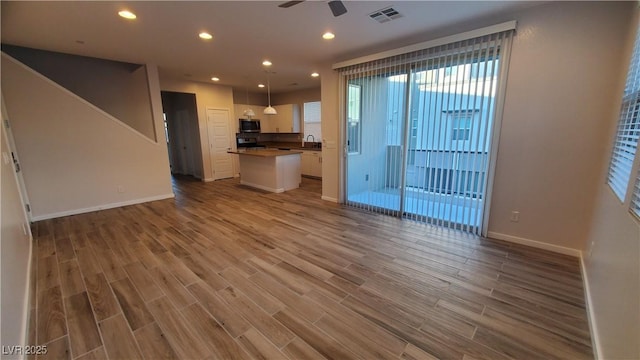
[487, 231, 582, 257]
[203, 178, 215, 182]
[31, 193, 175, 221]
[321, 195, 338, 203]
[239, 180, 284, 193]
[580, 256, 602, 359]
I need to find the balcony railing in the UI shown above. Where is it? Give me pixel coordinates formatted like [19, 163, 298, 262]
[386, 147, 488, 198]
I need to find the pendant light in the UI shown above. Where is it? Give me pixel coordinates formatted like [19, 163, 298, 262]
[263, 71, 277, 115]
[242, 82, 255, 119]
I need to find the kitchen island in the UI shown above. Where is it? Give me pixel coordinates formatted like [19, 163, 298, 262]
[228, 149, 302, 193]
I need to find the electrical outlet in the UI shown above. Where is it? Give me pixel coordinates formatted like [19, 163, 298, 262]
[510, 211, 520, 222]
[365, 174, 369, 181]
[117, 185, 125, 193]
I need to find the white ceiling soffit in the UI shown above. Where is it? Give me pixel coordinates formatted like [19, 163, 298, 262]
[0, 1, 541, 93]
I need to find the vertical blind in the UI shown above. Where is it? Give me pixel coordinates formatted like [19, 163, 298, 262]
[336, 26, 514, 235]
[608, 22, 640, 202]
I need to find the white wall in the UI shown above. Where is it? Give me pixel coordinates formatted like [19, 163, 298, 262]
[1, 54, 174, 220]
[1, 96, 33, 359]
[487, 1, 633, 251]
[583, 9, 640, 360]
[160, 78, 236, 181]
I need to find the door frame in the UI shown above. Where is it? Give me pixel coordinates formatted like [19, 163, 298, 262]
[2, 95, 33, 222]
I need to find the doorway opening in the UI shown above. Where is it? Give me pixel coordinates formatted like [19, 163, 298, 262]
[161, 91, 202, 180]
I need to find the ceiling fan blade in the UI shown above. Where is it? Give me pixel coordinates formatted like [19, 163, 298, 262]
[328, 0, 347, 17]
[278, 1, 305, 8]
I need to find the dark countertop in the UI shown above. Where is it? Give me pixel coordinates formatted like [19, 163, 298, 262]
[260, 141, 322, 151]
[228, 149, 303, 157]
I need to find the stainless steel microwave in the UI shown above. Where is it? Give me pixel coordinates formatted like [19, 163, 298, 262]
[239, 119, 261, 133]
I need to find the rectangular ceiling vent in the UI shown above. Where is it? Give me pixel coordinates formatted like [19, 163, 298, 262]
[368, 7, 403, 24]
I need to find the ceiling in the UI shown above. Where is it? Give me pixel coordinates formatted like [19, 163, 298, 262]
[1, 1, 541, 94]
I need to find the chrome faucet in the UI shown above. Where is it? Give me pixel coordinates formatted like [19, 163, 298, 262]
[306, 134, 315, 143]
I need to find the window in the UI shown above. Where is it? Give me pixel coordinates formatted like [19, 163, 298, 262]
[632, 173, 640, 218]
[607, 24, 640, 202]
[163, 112, 169, 143]
[451, 113, 472, 141]
[303, 101, 321, 142]
[347, 83, 361, 154]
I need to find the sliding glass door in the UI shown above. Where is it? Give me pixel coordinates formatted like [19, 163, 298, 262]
[342, 30, 512, 235]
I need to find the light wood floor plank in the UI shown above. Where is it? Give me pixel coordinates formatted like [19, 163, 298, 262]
[37, 286, 67, 344]
[148, 266, 196, 309]
[64, 292, 102, 357]
[180, 303, 252, 360]
[37, 335, 70, 360]
[98, 314, 142, 359]
[123, 261, 165, 303]
[217, 286, 295, 347]
[83, 273, 120, 322]
[133, 322, 179, 360]
[58, 260, 84, 298]
[74, 346, 107, 360]
[37, 255, 60, 292]
[274, 309, 361, 360]
[187, 281, 251, 338]
[110, 277, 155, 331]
[146, 297, 209, 359]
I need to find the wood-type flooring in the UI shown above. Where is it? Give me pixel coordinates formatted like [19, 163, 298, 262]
[27, 176, 593, 359]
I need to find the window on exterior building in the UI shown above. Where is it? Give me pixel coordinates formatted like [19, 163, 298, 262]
[347, 83, 362, 154]
[607, 24, 640, 202]
[451, 113, 472, 141]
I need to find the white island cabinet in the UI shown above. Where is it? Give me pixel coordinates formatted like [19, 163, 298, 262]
[228, 149, 302, 192]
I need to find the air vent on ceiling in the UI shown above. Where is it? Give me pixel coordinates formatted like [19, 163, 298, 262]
[368, 7, 403, 23]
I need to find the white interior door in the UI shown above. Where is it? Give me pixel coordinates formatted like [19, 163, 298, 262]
[206, 108, 233, 180]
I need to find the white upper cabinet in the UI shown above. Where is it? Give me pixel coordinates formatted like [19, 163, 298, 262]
[265, 104, 300, 133]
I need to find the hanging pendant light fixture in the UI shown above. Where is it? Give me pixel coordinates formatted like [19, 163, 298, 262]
[242, 81, 255, 118]
[264, 71, 277, 115]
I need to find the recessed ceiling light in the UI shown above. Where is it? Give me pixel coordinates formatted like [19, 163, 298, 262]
[199, 32, 213, 40]
[211, 77, 220, 81]
[322, 32, 335, 40]
[262, 60, 272, 66]
[258, 84, 265, 88]
[311, 72, 319, 77]
[118, 10, 137, 20]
